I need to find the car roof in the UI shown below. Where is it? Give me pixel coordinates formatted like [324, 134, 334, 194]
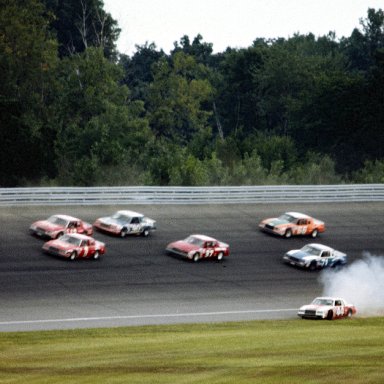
[286, 212, 311, 219]
[306, 243, 333, 251]
[190, 234, 217, 242]
[53, 214, 80, 221]
[116, 210, 144, 217]
[313, 297, 344, 301]
[62, 233, 92, 240]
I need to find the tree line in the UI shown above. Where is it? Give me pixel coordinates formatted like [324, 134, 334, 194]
[1, 0, 383, 186]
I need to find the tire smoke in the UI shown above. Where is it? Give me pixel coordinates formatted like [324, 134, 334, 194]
[320, 253, 384, 316]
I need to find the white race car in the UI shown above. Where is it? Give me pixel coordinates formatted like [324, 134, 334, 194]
[283, 243, 347, 271]
[93, 210, 156, 237]
[298, 297, 357, 320]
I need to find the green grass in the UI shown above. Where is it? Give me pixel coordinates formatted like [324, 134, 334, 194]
[1, 318, 383, 383]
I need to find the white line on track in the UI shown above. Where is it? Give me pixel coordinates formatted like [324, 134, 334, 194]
[0, 308, 297, 326]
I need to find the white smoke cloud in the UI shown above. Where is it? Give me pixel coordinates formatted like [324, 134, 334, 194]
[320, 253, 384, 316]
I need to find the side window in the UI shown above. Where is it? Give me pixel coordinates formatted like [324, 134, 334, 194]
[131, 217, 140, 224]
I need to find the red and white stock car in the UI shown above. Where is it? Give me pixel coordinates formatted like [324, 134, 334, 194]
[298, 297, 357, 320]
[42, 233, 105, 261]
[30, 214, 93, 239]
[166, 234, 229, 262]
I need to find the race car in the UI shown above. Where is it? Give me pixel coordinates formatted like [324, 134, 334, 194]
[298, 297, 357, 320]
[166, 234, 229, 262]
[30, 214, 93, 239]
[42, 233, 105, 260]
[283, 243, 347, 271]
[93, 210, 156, 237]
[259, 211, 325, 238]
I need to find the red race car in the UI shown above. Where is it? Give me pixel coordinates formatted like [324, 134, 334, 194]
[42, 233, 105, 261]
[166, 234, 229, 262]
[259, 211, 325, 238]
[30, 214, 93, 239]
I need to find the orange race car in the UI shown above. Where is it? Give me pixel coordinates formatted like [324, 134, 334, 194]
[259, 211, 325, 238]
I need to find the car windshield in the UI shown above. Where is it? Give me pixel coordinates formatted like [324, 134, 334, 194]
[59, 234, 82, 246]
[312, 298, 334, 306]
[47, 216, 68, 227]
[184, 236, 204, 247]
[301, 245, 321, 256]
[278, 214, 296, 223]
[111, 213, 130, 223]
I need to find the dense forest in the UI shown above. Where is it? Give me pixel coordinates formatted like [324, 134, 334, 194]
[1, 0, 384, 187]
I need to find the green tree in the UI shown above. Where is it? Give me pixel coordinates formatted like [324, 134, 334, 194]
[0, 0, 58, 186]
[147, 51, 214, 144]
[42, 0, 120, 59]
[119, 42, 165, 101]
[54, 48, 152, 185]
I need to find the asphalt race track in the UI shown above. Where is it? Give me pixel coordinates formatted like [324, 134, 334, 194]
[1, 202, 383, 332]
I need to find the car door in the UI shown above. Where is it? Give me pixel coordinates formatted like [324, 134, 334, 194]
[87, 239, 96, 258]
[334, 299, 345, 318]
[129, 217, 141, 234]
[67, 220, 78, 234]
[294, 219, 308, 235]
[318, 250, 331, 267]
[203, 241, 216, 258]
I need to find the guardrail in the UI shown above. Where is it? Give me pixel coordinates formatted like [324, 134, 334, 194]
[0, 185, 383, 206]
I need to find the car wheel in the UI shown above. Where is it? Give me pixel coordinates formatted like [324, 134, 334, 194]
[327, 310, 333, 320]
[284, 229, 292, 238]
[120, 228, 128, 238]
[192, 253, 200, 262]
[347, 309, 353, 318]
[308, 261, 317, 271]
[217, 252, 224, 261]
[93, 251, 100, 260]
[311, 229, 318, 238]
[68, 252, 76, 261]
[142, 228, 150, 237]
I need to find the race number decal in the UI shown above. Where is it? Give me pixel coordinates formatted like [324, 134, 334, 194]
[296, 226, 307, 235]
[336, 306, 344, 316]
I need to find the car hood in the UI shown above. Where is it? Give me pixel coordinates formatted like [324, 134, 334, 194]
[167, 240, 199, 253]
[98, 216, 126, 226]
[300, 304, 332, 312]
[286, 250, 316, 260]
[32, 220, 64, 231]
[263, 218, 290, 227]
[44, 239, 75, 250]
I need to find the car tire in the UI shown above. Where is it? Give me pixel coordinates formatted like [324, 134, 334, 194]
[217, 252, 224, 261]
[284, 229, 292, 238]
[120, 228, 128, 238]
[327, 310, 333, 320]
[192, 253, 200, 262]
[309, 261, 317, 271]
[142, 228, 150, 237]
[347, 309, 353, 318]
[68, 251, 76, 261]
[93, 251, 100, 260]
[311, 229, 318, 238]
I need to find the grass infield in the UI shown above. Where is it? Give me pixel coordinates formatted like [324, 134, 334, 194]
[0, 317, 383, 383]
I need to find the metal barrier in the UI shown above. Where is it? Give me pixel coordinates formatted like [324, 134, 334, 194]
[0, 185, 383, 206]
